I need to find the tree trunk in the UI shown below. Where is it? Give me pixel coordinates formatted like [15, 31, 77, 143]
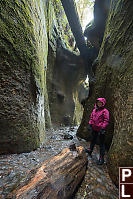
[7, 146, 87, 199]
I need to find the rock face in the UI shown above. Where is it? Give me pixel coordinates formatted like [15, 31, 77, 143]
[0, 0, 87, 153]
[78, 0, 133, 186]
[84, 0, 110, 50]
[7, 146, 87, 199]
[77, 0, 113, 148]
[46, 0, 98, 127]
[0, 0, 74, 154]
[0, 0, 49, 154]
[48, 45, 85, 126]
[46, 0, 87, 127]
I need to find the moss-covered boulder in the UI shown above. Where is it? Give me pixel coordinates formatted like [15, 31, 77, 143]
[77, 0, 133, 185]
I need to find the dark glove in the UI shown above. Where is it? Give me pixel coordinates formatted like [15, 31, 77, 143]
[99, 128, 105, 135]
[88, 124, 92, 132]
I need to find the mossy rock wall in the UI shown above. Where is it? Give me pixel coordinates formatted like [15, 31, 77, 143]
[46, 0, 84, 126]
[0, 0, 51, 154]
[78, 0, 133, 185]
[0, 0, 82, 153]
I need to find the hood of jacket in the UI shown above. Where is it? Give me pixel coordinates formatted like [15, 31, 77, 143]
[95, 98, 106, 108]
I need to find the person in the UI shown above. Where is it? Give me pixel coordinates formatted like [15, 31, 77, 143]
[86, 98, 109, 165]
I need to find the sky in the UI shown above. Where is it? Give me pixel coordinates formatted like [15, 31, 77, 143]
[82, 7, 94, 31]
[75, 0, 94, 31]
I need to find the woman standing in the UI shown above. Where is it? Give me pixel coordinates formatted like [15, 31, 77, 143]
[86, 98, 109, 165]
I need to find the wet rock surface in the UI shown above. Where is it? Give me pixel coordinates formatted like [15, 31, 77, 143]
[74, 152, 118, 199]
[0, 127, 118, 199]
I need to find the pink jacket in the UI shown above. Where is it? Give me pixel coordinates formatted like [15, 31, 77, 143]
[89, 98, 109, 132]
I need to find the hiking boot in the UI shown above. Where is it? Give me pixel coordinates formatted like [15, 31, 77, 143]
[97, 157, 104, 165]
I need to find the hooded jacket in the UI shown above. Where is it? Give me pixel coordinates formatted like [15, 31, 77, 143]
[89, 98, 109, 132]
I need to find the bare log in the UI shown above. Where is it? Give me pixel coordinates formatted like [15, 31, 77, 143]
[7, 146, 87, 199]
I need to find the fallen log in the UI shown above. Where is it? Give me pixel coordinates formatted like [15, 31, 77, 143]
[7, 146, 88, 199]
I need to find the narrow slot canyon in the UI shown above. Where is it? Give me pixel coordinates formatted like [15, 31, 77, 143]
[0, 0, 133, 198]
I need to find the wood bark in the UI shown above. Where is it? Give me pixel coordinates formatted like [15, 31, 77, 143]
[7, 146, 87, 199]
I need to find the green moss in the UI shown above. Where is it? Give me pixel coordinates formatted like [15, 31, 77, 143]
[0, 0, 48, 154]
[0, 0, 76, 154]
[52, 0, 74, 49]
[0, 0, 47, 92]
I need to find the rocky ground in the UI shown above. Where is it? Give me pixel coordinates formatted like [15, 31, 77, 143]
[0, 127, 118, 199]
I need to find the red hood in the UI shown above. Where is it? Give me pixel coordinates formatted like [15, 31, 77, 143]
[95, 98, 106, 108]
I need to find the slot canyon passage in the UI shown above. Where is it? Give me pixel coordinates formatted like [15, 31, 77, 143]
[0, 0, 133, 198]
